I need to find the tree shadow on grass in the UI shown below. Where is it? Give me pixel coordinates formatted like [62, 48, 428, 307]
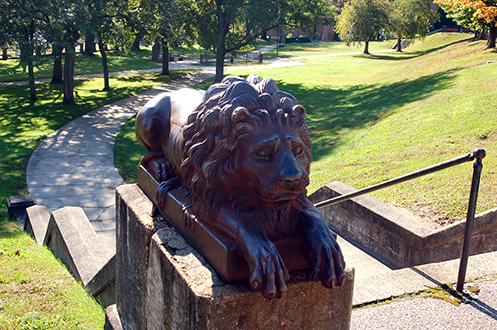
[274, 70, 456, 161]
[365, 36, 475, 61]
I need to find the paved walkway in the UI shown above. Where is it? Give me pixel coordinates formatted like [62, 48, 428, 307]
[26, 71, 214, 251]
[351, 276, 497, 329]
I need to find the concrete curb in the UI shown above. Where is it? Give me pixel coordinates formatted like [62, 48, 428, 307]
[43, 207, 114, 286]
[24, 205, 50, 246]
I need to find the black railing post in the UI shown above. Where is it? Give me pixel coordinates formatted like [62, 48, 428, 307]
[456, 148, 486, 292]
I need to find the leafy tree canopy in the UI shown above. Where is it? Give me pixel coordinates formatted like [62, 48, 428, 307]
[435, 0, 497, 48]
[387, 0, 439, 51]
[335, 0, 389, 54]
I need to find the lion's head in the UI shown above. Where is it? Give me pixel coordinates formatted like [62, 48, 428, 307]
[179, 76, 312, 236]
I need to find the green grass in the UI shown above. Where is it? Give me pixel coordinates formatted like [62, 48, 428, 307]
[263, 39, 394, 59]
[0, 69, 193, 326]
[0, 70, 193, 219]
[0, 49, 161, 82]
[0, 221, 104, 329]
[114, 116, 143, 183]
[116, 33, 497, 225]
[0, 45, 214, 82]
[229, 33, 496, 223]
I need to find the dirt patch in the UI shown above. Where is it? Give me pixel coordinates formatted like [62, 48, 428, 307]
[391, 205, 459, 231]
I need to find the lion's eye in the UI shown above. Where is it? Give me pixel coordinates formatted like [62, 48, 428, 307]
[293, 146, 304, 156]
[254, 148, 272, 159]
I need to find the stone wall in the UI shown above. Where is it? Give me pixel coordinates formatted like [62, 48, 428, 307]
[310, 182, 497, 269]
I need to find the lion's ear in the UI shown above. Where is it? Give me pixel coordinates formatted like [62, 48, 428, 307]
[290, 105, 306, 118]
[232, 107, 250, 123]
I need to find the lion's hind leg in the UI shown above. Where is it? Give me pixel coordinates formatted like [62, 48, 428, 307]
[154, 158, 179, 208]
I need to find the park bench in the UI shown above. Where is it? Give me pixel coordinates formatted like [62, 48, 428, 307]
[169, 53, 183, 61]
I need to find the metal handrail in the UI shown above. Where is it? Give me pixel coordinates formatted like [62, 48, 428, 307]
[314, 148, 486, 292]
[314, 149, 484, 209]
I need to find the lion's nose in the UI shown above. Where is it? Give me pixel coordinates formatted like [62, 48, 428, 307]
[280, 161, 302, 182]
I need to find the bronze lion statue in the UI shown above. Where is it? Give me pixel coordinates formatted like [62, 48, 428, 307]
[136, 75, 345, 300]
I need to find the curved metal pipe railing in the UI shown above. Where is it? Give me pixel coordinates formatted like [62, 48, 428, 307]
[314, 148, 486, 292]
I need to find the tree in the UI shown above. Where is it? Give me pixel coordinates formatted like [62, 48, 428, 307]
[63, 23, 80, 104]
[335, 0, 389, 54]
[184, 0, 334, 83]
[387, 0, 439, 52]
[149, 0, 183, 75]
[436, 0, 497, 49]
[83, 0, 126, 90]
[6, 0, 51, 100]
[125, 0, 155, 51]
[41, 0, 66, 83]
[0, 0, 15, 60]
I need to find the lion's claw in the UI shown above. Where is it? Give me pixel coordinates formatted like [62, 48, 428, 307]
[300, 212, 346, 290]
[307, 239, 345, 288]
[242, 235, 289, 300]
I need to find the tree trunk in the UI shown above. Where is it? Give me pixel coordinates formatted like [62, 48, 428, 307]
[63, 45, 76, 105]
[363, 41, 370, 55]
[20, 47, 28, 60]
[99, 38, 110, 91]
[51, 46, 63, 84]
[215, 35, 226, 83]
[26, 30, 37, 100]
[132, 35, 141, 51]
[215, 0, 228, 83]
[2, 47, 7, 60]
[151, 43, 160, 62]
[485, 25, 496, 49]
[396, 37, 402, 52]
[477, 31, 486, 40]
[84, 34, 95, 56]
[28, 50, 37, 100]
[162, 40, 169, 75]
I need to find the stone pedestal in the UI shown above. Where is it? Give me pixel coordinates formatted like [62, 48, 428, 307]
[112, 184, 354, 330]
[147, 225, 354, 330]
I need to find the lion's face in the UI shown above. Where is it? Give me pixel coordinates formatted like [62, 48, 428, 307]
[238, 122, 311, 203]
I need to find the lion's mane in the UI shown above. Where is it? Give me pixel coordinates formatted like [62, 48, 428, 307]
[179, 76, 312, 235]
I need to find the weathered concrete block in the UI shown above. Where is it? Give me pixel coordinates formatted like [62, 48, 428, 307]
[7, 194, 36, 219]
[87, 255, 116, 307]
[114, 184, 354, 330]
[146, 224, 354, 330]
[25, 205, 50, 246]
[43, 206, 114, 286]
[105, 304, 124, 330]
[310, 182, 497, 269]
[115, 184, 168, 330]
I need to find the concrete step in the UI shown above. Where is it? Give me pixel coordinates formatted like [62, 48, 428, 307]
[337, 236, 392, 279]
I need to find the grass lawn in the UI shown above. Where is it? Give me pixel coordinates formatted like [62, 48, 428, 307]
[263, 39, 396, 59]
[116, 33, 496, 227]
[0, 40, 275, 83]
[231, 33, 496, 224]
[0, 49, 161, 82]
[0, 69, 193, 328]
[0, 221, 104, 329]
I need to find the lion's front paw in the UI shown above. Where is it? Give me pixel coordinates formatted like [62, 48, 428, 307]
[306, 233, 346, 289]
[239, 235, 290, 300]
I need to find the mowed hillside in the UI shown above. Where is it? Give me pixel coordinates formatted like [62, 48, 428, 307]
[232, 33, 497, 224]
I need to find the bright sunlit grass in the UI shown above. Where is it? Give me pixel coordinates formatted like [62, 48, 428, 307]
[228, 33, 497, 223]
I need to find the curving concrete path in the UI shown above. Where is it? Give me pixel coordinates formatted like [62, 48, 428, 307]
[26, 71, 215, 250]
